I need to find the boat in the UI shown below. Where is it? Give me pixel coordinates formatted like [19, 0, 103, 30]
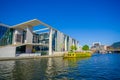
[63, 52, 92, 58]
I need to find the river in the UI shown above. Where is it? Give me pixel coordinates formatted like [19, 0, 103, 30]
[0, 53, 120, 80]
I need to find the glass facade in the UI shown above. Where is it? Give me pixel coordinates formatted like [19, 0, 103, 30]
[33, 33, 49, 44]
[38, 33, 49, 44]
[0, 28, 14, 46]
[33, 34, 39, 43]
[67, 36, 69, 50]
[52, 30, 57, 51]
[0, 25, 8, 39]
[22, 31, 26, 43]
[16, 45, 26, 54]
[32, 33, 49, 54]
[33, 45, 49, 55]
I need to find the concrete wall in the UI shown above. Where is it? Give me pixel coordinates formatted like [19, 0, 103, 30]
[56, 31, 64, 52]
[55, 30, 79, 52]
[68, 37, 73, 51]
[53, 52, 65, 56]
[0, 46, 16, 58]
[26, 27, 33, 43]
[26, 45, 32, 53]
[64, 36, 67, 51]
[56, 31, 61, 51]
[16, 53, 41, 57]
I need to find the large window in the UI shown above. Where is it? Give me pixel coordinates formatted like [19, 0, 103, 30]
[52, 30, 57, 51]
[0, 25, 8, 39]
[22, 31, 26, 43]
[16, 45, 26, 54]
[33, 34, 39, 43]
[39, 33, 49, 44]
[15, 34, 22, 42]
[0, 28, 14, 46]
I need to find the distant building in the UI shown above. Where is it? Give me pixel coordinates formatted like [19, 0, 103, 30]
[0, 19, 79, 58]
[91, 42, 106, 53]
[92, 42, 101, 46]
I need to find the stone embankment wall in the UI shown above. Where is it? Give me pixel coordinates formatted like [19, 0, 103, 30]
[0, 46, 16, 58]
[53, 52, 66, 56]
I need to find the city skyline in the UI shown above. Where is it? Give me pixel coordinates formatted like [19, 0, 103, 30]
[0, 0, 120, 46]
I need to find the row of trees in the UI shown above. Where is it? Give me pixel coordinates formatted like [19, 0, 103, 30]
[70, 45, 89, 52]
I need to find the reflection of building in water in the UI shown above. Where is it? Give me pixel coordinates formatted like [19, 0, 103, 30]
[63, 58, 90, 67]
[0, 61, 15, 80]
[64, 58, 79, 67]
[0, 58, 91, 80]
[45, 58, 69, 80]
[12, 59, 48, 80]
[46, 58, 53, 80]
[13, 60, 35, 80]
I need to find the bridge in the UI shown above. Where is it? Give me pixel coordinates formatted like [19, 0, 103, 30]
[107, 48, 120, 53]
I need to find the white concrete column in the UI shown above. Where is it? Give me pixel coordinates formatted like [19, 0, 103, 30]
[72, 40, 75, 45]
[56, 31, 61, 52]
[77, 41, 79, 51]
[26, 26, 33, 43]
[49, 28, 53, 55]
[69, 37, 72, 51]
[26, 45, 32, 53]
[13, 30, 17, 45]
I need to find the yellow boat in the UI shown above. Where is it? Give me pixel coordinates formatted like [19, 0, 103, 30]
[63, 52, 92, 58]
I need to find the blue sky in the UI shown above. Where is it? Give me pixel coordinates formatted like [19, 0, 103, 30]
[0, 0, 120, 46]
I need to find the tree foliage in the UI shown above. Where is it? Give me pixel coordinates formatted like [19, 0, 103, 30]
[70, 45, 77, 52]
[82, 45, 89, 51]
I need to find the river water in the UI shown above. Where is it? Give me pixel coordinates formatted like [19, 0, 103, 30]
[0, 53, 120, 80]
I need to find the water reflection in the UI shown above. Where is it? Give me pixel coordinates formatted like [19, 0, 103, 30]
[0, 61, 15, 80]
[0, 57, 89, 80]
[45, 58, 67, 80]
[1, 54, 120, 80]
[63, 58, 90, 67]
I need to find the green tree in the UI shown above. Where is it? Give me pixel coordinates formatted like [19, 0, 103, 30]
[82, 45, 89, 51]
[70, 45, 77, 52]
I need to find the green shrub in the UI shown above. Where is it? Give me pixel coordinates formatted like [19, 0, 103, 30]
[82, 45, 89, 51]
[70, 45, 77, 52]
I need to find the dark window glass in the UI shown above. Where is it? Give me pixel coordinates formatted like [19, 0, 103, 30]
[0, 26, 8, 39]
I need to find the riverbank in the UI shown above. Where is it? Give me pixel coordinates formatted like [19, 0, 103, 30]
[0, 55, 63, 61]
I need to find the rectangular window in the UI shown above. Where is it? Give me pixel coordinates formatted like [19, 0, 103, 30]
[16, 34, 21, 42]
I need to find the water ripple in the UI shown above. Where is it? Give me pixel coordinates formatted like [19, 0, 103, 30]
[0, 54, 120, 80]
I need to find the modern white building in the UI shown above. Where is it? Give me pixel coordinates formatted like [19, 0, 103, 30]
[0, 19, 79, 57]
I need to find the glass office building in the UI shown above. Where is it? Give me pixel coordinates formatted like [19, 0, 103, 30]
[0, 19, 79, 57]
